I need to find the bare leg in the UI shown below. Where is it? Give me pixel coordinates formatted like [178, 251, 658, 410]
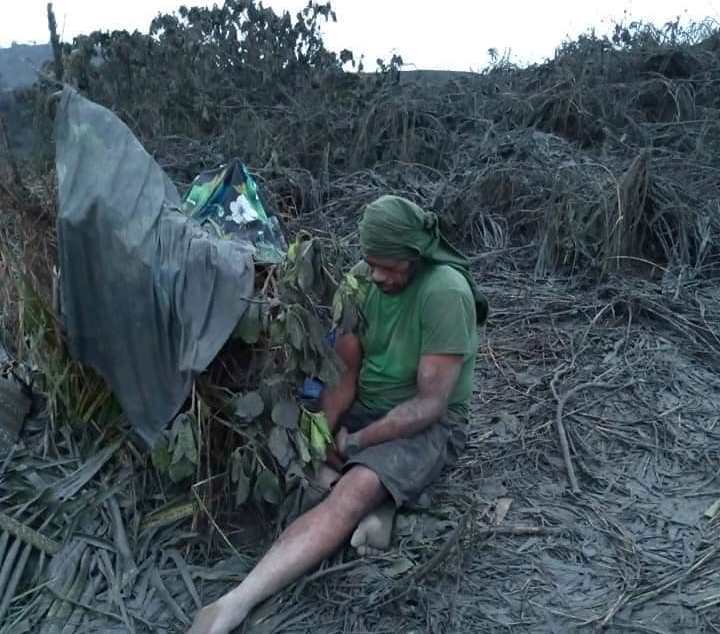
[188, 466, 387, 634]
[350, 502, 396, 556]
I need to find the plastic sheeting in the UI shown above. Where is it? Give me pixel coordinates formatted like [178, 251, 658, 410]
[55, 88, 255, 445]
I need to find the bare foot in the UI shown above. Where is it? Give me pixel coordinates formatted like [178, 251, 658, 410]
[187, 601, 225, 634]
[350, 502, 396, 556]
[187, 597, 248, 634]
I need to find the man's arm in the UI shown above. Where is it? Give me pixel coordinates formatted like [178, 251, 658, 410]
[320, 333, 362, 431]
[341, 354, 462, 453]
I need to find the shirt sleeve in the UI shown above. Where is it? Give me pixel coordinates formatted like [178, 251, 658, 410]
[420, 286, 476, 356]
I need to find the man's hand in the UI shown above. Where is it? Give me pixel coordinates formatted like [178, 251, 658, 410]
[326, 420, 362, 469]
[333, 426, 363, 461]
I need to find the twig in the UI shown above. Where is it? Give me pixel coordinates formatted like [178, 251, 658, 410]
[406, 511, 471, 584]
[191, 481, 243, 560]
[550, 367, 629, 493]
[475, 524, 566, 536]
[628, 542, 720, 607]
[293, 560, 361, 598]
[600, 590, 631, 628]
[469, 245, 535, 262]
[368, 511, 472, 612]
[550, 365, 580, 492]
[47, 582, 158, 629]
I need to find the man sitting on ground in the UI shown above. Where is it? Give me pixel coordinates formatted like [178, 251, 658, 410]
[189, 195, 488, 634]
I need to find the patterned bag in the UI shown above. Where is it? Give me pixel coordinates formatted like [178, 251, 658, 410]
[182, 158, 287, 263]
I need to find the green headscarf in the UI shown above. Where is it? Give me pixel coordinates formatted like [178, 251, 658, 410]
[359, 195, 488, 325]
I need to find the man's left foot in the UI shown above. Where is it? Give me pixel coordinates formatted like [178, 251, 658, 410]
[313, 464, 341, 489]
[350, 502, 396, 556]
[290, 464, 341, 519]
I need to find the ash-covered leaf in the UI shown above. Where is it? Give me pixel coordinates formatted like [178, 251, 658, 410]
[293, 429, 312, 464]
[234, 391, 265, 420]
[332, 272, 367, 335]
[297, 243, 316, 293]
[235, 301, 263, 344]
[169, 458, 195, 483]
[306, 313, 326, 354]
[269, 317, 286, 345]
[385, 556, 415, 577]
[332, 289, 343, 324]
[301, 410, 333, 460]
[230, 448, 243, 482]
[231, 448, 253, 505]
[255, 469, 281, 504]
[272, 400, 300, 429]
[300, 351, 316, 376]
[171, 414, 198, 466]
[268, 427, 293, 469]
[318, 354, 341, 386]
[234, 469, 251, 506]
[151, 438, 171, 472]
[286, 309, 306, 350]
[287, 240, 299, 261]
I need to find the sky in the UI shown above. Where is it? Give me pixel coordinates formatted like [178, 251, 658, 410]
[2, 0, 720, 70]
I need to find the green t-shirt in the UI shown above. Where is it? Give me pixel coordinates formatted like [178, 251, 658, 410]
[335, 261, 478, 420]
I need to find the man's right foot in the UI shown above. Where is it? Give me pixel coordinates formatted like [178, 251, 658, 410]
[350, 502, 396, 556]
[296, 463, 340, 512]
[314, 464, 341, 489]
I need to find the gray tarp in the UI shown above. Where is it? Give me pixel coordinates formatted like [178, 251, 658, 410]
[55, 88, 254, 445]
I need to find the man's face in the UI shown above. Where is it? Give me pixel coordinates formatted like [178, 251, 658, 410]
[365, 255, 416, 294]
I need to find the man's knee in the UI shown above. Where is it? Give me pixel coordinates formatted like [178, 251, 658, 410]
[325, 465, 387, 523]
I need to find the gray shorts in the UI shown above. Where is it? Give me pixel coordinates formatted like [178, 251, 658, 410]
[341, 402, 466, 507]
